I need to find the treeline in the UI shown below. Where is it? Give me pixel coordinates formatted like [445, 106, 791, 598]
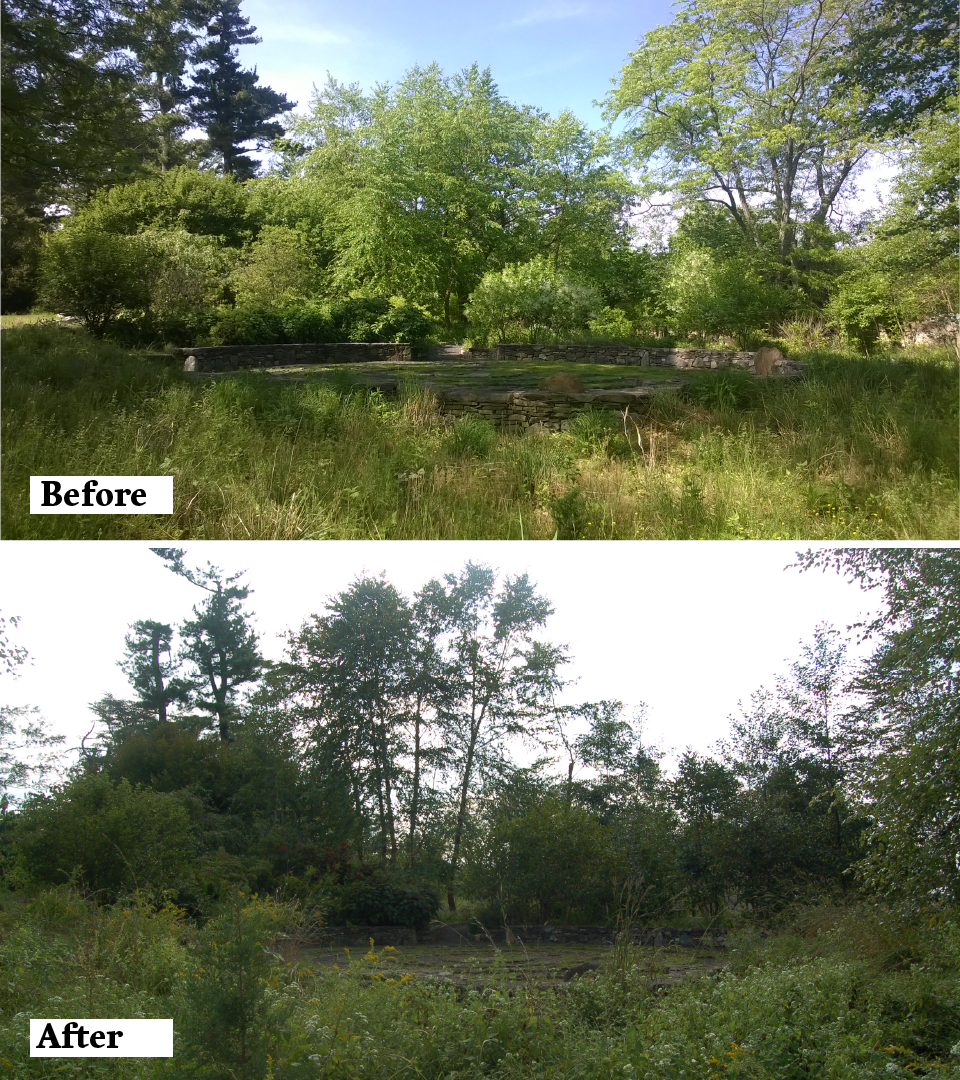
[2, 0, 957, 353]
[3, 548, 957, 927]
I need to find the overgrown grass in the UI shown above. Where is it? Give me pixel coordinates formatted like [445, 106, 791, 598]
[3, 324, 957, 539]
[3, 889, 959, 1078]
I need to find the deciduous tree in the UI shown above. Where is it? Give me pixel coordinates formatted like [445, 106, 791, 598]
[606, 0, 876, 268]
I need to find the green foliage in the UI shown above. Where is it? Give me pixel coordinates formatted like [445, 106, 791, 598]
[189, 0, 294, 179]
[38, 219, 235, 342]
[667, 250, 792, 347]
[826, 267, 902, 353]
[465, 795, 622, 923]
[176, 890, 299, 1079]
[588, 306, 635, 339]
[207, 295, 433, 346]
[231, 225, 320, 307]
[156, 549, 265, 741]
[78, 167, 256, 247]
[39, 222, 155, 335]
[142, 228, 237, 343]
[467, 256, 599, 344]
[796, 549, 960, 909]
[331, 869, 441, 930]
[13, 773, 193, 899]
[607, 0, 875, 266]
[281, 64, 633, 326]
[207, 303, 287, 345]
[330, 296, 433, 345]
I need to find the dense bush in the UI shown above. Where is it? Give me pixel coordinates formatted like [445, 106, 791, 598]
[75, 167, 256, 247]
[39, 223, 156, 335]
[329, 866, 441, 930]
[206, 295, 433, 346]
[230, 225, 322, 307]
[667, 250, 793, 349]
[12, 773, 193, 900]
[467, 257, 599, 344]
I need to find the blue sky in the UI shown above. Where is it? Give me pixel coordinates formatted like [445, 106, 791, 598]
[236, 0, 674, 128]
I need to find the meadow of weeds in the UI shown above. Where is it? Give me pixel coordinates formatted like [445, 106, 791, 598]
[2, 888, 959, 1079]
[2, 323, 957, 539]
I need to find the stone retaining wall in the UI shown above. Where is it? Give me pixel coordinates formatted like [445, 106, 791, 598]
[179, 341, 805, 376]
[463, 342, 806, 374]
[313, 923, 726, 948]
[180, 342, 411, 372]
[436, 386, 665, 433]
[314, 925, 420, 947]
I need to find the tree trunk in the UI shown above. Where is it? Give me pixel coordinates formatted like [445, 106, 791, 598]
[447, 725, 479, 910]
[408, 700, 422, 867]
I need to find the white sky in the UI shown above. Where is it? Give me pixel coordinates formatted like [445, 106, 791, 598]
[1, 541, 913, 776]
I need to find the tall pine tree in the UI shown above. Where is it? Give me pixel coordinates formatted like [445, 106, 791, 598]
[190, 0, 293, 178]
[123, 0, 210, 171]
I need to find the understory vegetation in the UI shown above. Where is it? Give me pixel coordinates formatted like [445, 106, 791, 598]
[2, 324, 956, 540]
[3, 889, 959, 1079]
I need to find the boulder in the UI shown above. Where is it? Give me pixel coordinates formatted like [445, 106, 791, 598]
[538, 373, 585, 393]
[559, 962, 601, 981]
[752, 345, 784, 376]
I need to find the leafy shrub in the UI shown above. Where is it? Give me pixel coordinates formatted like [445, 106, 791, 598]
[467, 256, 599, 344]
[39, 223, 155, 335]
[279, 301, 335, 342]
[231, 225, 321, 307]
[668, 250, 792, 348]
[77, 166, 254, 247]
[588, 306, 635, 339]
[330, 867, 440, 930]
[330, 296, 433, 344]
[206, 296, 432, 346]
[207, 304, 287, 346]
[140, 229, 237, 343]
[13, 773, 193, 900]
[826, 269, 900, 353]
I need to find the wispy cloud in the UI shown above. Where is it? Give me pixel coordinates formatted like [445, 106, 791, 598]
[503, 3, 591, 29]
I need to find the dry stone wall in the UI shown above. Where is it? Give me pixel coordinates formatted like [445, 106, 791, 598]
[180, 342, 411, 372]
[313, 923, 727, 948]
[464, 342, 782, 372]
[436, 386, 667, 432]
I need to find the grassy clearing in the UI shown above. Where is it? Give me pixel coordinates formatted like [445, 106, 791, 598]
[2, 891, 959, 1079]
[2, 323, 957, 539]
[0, 312, 60, 329]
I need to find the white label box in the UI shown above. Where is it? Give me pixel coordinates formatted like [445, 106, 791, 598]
[30, 1019, 173, 1057]
[30, 476, 173, 514]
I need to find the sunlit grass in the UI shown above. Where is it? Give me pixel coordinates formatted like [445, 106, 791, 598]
[3, 324, 957, 539]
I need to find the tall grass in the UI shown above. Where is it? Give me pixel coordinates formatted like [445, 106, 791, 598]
[3, 324, 957, 539]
